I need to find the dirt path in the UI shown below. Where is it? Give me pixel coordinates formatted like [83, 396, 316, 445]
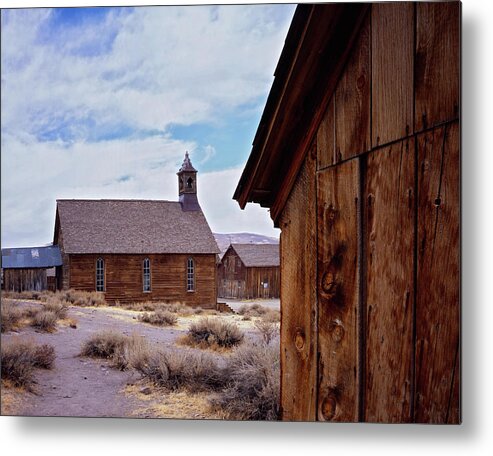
[1, 301, 261, 418]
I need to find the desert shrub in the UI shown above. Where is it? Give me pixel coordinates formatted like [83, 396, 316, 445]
[80, 331, 144, 370]
[138, 309, 177, 326]
[1, 301, 23, 333]
[185, 318, 244, 349]
[132, 347, 225, 392]
[262, 309, 281, 323]
[31, 344, 56, 369]
[237, 303, 270, 318]
[30, 310, 58, 332]
[254, 320, 279, 345]
[43, 298, 68, 318]
[2, 290, 48, 301]
[1, 341, 55, 387]
[80, 330, 128, 359]
[211, 343, 280, 421]
[61, 290, 106, 307]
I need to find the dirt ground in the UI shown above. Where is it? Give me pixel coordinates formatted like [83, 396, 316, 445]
[0, 299, 272, 419]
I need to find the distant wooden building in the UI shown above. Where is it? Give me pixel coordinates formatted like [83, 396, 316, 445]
[234, 3, 460, 423]
[1, 246, 62, 292]
[217, 243, 280, 299]
[54, 153, 219, 307]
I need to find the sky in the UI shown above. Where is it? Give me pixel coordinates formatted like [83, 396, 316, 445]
[1, 4, 296, 247]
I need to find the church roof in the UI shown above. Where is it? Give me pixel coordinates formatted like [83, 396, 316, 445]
[55, 199, 219, 255]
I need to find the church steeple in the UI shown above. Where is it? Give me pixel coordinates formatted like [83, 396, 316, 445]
[177, 152, 200, 211]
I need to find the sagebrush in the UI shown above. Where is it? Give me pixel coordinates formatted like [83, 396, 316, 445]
[1, 341, 56, 388]
[138, 309, 177, 326]
[183, 317, 244, 349]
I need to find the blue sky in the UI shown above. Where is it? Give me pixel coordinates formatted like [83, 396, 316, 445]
[1, 4, 296, 246]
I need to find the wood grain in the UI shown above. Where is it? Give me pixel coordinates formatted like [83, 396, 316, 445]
[279, 149, 317, 421]
[316, 159, 360, 422]
[364, 138, 415, 423]
[415, 121, 460, 423]
[3, 269, 47, 292]
[68, 253, 217, 307]
[371, 2, 414, 147]
[335, 13, 370, 162]
[317, 96, 335, 170]
[415, 2, 460, 131]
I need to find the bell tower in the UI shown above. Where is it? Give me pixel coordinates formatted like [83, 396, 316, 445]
[177, 152, 200, 211]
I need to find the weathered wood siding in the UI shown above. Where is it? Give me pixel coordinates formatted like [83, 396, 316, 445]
[67, 254, 217, 308]
[244, 267, 280, 299]
[217, 248, 280, 299]
[280, 2, 460, 423]
[4, 269, 47, 292]
[217, 248, 247, 298]
[279, 148, 318, 421]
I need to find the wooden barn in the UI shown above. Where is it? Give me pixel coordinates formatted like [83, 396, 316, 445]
[217, 243, 280, 299]
[234, 2, 460, 423]
[1, 246, 63, 292]
[53, 153, 219, 307]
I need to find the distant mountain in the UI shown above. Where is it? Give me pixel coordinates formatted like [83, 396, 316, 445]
[213, 232, 279, 255]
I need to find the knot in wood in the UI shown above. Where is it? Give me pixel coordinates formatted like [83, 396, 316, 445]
[320, 271, 337, 299]
[319, 394, 337, 421]
[330, 320, 345, 343]
[294, 328, 305, 351]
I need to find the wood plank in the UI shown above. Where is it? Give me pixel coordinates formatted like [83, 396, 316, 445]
[415, 2, 460, 131]
[335, 13, 370, 162]
[415, 121, 460, 423]
[316, 159, 360, 422]
[279, 150, 317, 421]
[316, 96, 335, 170]
[371, 2, 414, 147]
[364, 138, 415, 423]
[68, 253, 217, 307]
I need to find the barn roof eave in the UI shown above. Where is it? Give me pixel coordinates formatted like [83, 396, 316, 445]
[233, 3, 369, 226]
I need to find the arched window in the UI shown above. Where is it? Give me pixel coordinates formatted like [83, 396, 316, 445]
[186, 176, 194, 189]
[96, 258, 105, 292]
[143, 257, 151, 292]
[187, 257, 195, 292]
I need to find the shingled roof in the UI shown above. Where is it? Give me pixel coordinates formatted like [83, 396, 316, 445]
[55, 200, 219, 255]
[229, 243, 280, 268]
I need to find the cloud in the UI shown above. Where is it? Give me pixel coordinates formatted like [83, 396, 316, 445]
[200, 145, 216, 164]
[1, 4, 293, 246]
[1, 5, 294, 140]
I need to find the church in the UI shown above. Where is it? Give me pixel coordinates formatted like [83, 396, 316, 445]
[53, 153, 219, 307]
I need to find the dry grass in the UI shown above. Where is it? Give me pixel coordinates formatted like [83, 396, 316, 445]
[254, 320, 279, 345]
[30, 310, 58, 332]
[138, 309, 178, 326]
[211, 343, 280, 421]
[1, 341, 56, 388]
[80, 331, 145, 371]
[131, 346, 225, 392]
[58, 289, 106, 307]
[237, 304, 280, 322]
[122, 301, 215, 316]
[1, 299, 70, 333]
[1, 381, 30, 415]
[124, 386, 220, 419]
[43, 298, 68, 318]
[1, 290, 53, 301]
[180, 317, 244, 350]
[1, 300, 25, 332]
